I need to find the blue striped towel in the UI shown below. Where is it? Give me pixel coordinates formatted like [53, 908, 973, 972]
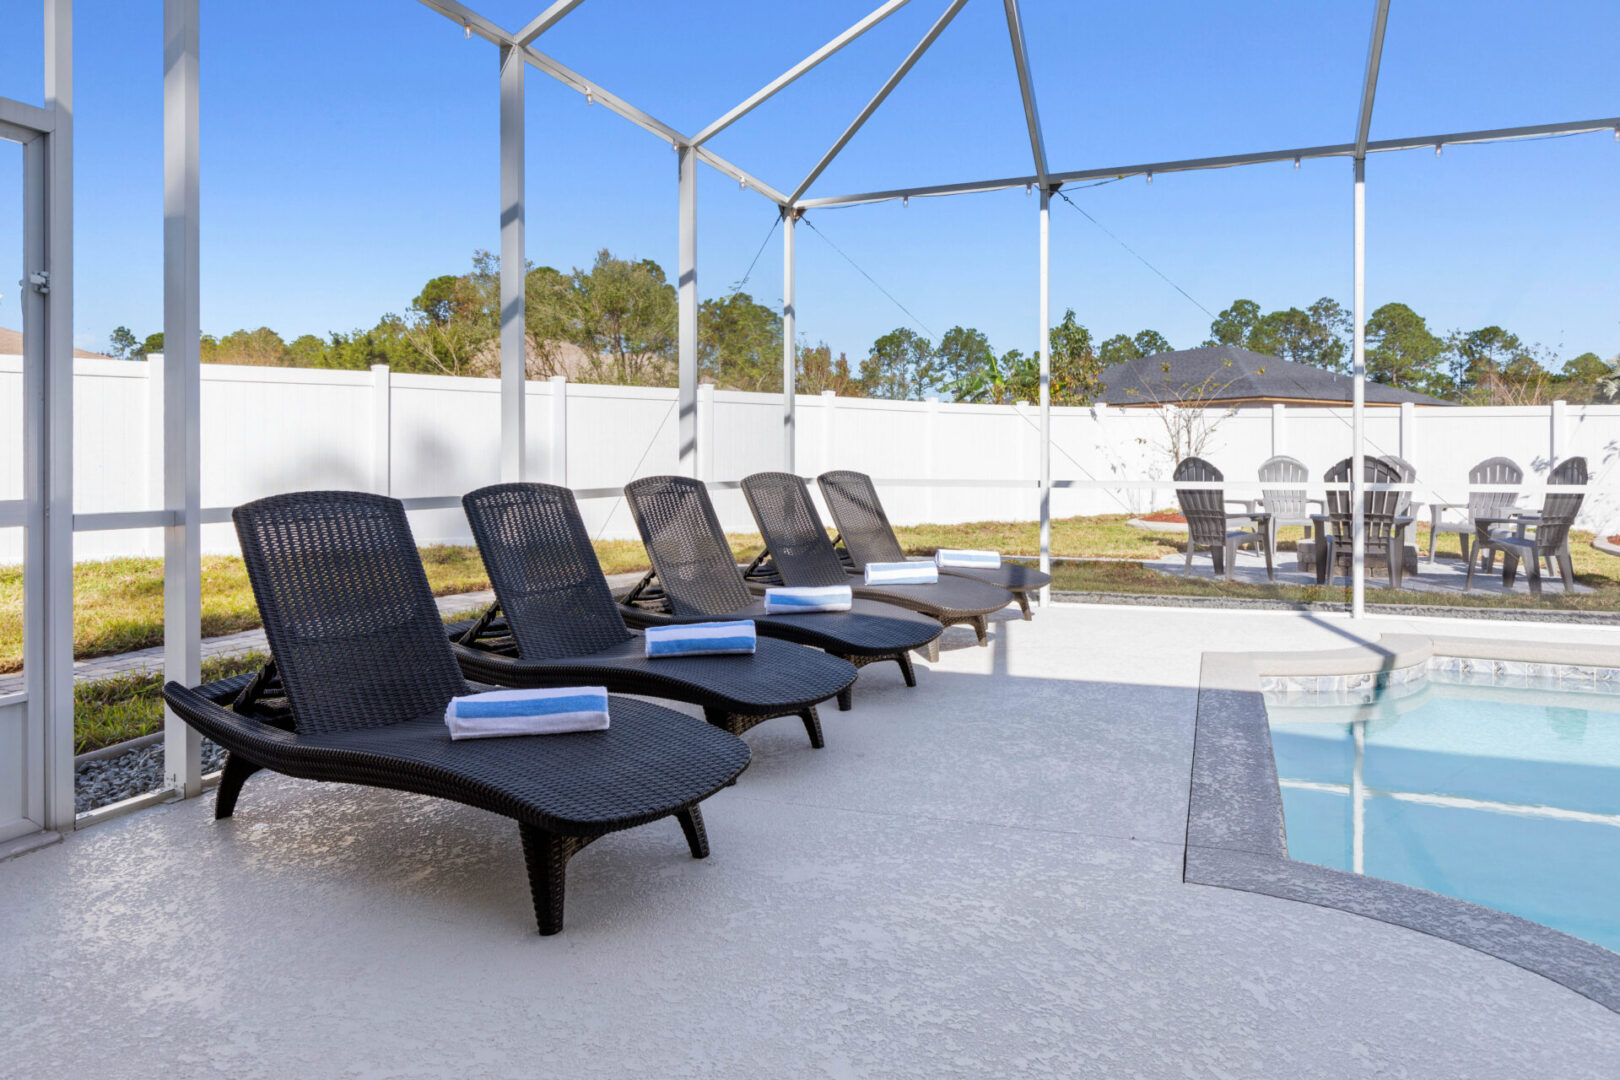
[644, 620, 757, 658]
[445, 686, 610, 740]
[935, 548, 1001, 569]
[763, 585, 853, 614]
[864, 561, 938, 586]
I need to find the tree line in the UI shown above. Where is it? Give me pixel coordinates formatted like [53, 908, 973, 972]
[106, 250, 1619, 406]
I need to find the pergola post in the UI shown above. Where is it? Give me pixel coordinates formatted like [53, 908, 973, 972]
[1037, 185, 1051, 604]
[499, 43, 526, 483]
[162, 0, 203, 798]
[782, 209, 796, 472]
[677, 144, 698, 477]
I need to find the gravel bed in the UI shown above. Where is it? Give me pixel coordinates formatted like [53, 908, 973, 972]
[75, 737, 226, 814]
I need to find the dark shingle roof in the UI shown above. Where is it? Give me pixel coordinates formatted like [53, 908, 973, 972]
[1095, 344, 1450, 406]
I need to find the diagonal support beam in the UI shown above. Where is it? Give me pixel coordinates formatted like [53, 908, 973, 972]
[515, 0, 588, 46]
[692, 0, 913, 147]
[789, 0, 970, 205]
[1002, 0, 1047, 187]
[1355, 0, 1393, 157]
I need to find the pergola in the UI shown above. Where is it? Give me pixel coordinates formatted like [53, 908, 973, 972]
[2, 0, 1615, 844]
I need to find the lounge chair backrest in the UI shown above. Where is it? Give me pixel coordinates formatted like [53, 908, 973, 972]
[1322, 456, 1404, 543]
[1378, 455, 1417, 516]
[1173, 457, 1229, 548]
[1258, 455, 1310, 519]
[739, 472, 853, 588]
[1533, 456, 1588, 555]
[233, 491, 468, 734]
[462, 483, 634, 660]
[816, 470, 907, 569]
[1467, 456, 1522, 519]
[623, 475, 756, 616]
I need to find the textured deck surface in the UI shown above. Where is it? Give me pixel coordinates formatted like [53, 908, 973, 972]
[4, 605, 1619, 1078]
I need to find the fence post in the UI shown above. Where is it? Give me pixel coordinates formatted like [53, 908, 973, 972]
[370, 364, 391, 495]
[1550, 399, 1568, 473]
[924, 395, 940, 521]
[697, 383, 715, 483]
[1399, 400, 1415, 464]
[1271, 402, 1286, 457]
[1015, 401, 1033, 523]
[146, 357, 166, 557]
[549, 375, 568, 486]
[820, 390, 836, 475]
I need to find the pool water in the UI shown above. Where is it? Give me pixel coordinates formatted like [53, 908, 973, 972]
[1266, 676, 1620, 953]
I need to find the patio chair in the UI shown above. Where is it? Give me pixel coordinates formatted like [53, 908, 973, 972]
[1378, 454, 1422, 568]
[739, 471, 1014, 661]
[619, 475, 941, 709]
[1465, 456, 1586, 597]
[161, 491, 750, 936]
[1255, 454, 1320, 558]
[1311, 456, 1411, 588]
[1172, 457, 1273, 582]
[815, 470, 1052, 620]
[457, 482, 857, 750]
[1427, 456, 1522, 564]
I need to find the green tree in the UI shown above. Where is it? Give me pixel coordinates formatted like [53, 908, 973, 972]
[569, 249, 678, 386]
[1446, 325, 1544, 400]
[1562, 351, 1610, 382]
[140, 332, 164, 358]
[1098, 328, 1172, 366]
[1048, 308, 1102, 404]
[698, 291, 783, 392]
[934, 326, 996, 391]
[1365, 303, 1451, 397]
[107, 326, 140, 361]
[1250, 297, 1350, 373]
[285, 334, 327, 367]
[796, 342, 857, 396]
[1207, 299, 1262, 347]
[202, 327, 288, 366]
[860, 327, 938, 400]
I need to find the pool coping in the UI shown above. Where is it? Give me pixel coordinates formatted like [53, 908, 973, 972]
[1186, 633, 1620, 1014]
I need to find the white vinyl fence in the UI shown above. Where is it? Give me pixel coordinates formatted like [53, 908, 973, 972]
[0, 355, 1615, 562]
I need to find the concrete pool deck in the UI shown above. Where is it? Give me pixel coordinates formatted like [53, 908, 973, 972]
[3, 604, 1619, 1077]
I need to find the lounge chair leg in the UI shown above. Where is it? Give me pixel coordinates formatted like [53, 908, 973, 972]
[895, 650, 917, 687]
[972, 616, 988, 646]
[675, 806, 709, 860]
[518, 824, 578, 937]
[1016, 591, 1032, 620]
[799, 706, 825, 750]
[214, 753, 262, 820]
[836, 685, 853, 712]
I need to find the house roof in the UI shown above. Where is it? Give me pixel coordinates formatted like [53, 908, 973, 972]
[0, 327, 112, 360]
[1095, 344, 1451, 407]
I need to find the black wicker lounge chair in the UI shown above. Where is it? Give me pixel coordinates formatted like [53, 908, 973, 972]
[457, 482, 857, 749]
[739, 471, 1014, 660]
[161, 490, 750, 936]
[815, 470, 1052, 620]
[620, 475, 943, 708]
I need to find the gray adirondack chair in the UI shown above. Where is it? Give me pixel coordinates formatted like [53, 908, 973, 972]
[1427, 456, 1522, 564]
[1466, 457, 1586, 597]
[1312, 456, 1411, 588]
[1173, 457, 1273, 581]
[1255, 455, 1320, 558]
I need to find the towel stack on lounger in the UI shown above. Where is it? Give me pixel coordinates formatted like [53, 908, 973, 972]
[935, 548, 1001, 569]
[643, 620, 757, 658]
[445, 686, 610, 740]
[863, 561, 938, 586]
[763, 585, 854, 614]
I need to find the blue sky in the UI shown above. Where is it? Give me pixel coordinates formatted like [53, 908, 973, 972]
[1, 0, 1617, 364]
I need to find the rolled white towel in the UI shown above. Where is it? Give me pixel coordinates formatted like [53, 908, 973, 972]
[864, 561, 939, 586]
[764, 585, 854, 614]
[935, 548, 1001, 569]
[445, 686, 610, 740]
[644, 620, 757, 658]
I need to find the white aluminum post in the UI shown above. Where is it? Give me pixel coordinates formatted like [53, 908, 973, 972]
[163, 0, 203, 798]
[1351, 159, 1367, 619]
[549, 376, 569, 485]
[782, 210, 796, 472]
[820, 390, 837, 474]
[32, 0, 75, 831]
[499, 43, 526, 483]
[677, 144, 698, 477]
[1550, 399, 1568, 473]
[1037, 185, 1051, 603]
[1398, 400, 1415, 463]
[370, 364, 392, 495]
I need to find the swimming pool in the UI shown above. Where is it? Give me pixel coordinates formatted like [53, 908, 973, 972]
[1266, 662, 1620, 954]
